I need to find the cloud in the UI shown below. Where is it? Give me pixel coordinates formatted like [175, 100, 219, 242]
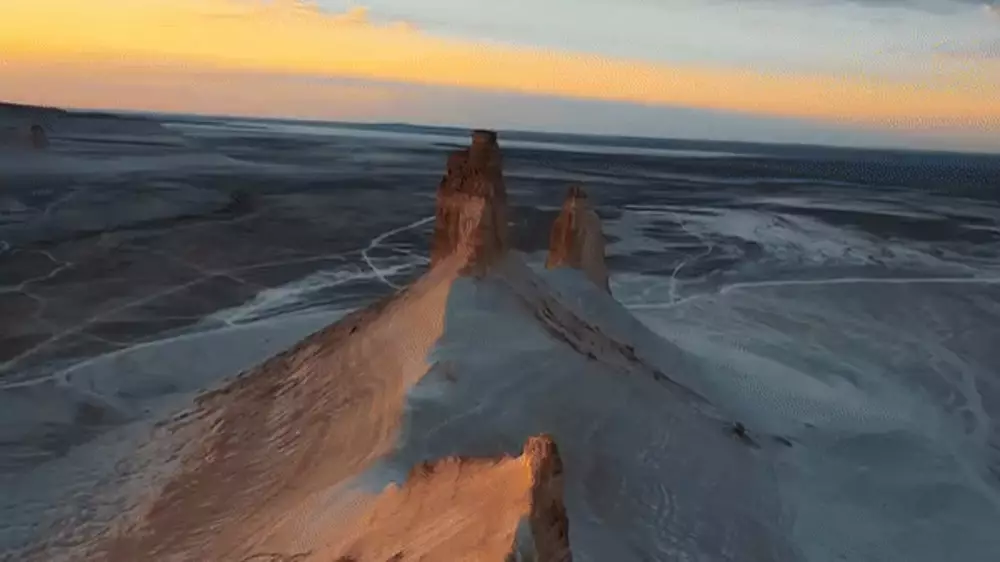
[937, 38, 1000, 58]
[735, 0, 998, 15]
[804, 0, 989, 8]
[187, 2, 406, 27]
[868, 0, 1000, 17]
[1, 0, 997, 130]
[7, 62, 996, 152]
[0, 62, 405, 119]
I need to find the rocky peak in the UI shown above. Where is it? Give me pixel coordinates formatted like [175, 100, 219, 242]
[546, 185, 610, 292]
[522, 434, 573, 562]
[330, 435, 572, 562]
[430, 130, 509, 273]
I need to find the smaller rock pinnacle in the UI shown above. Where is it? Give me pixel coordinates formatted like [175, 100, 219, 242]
[546, 185, 610, 293]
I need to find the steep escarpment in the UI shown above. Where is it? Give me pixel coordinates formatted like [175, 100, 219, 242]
[23, 128, 797, 562]
[0, 101, 177, 149]
[324, 435, 571, 562]
[430, 129, 509, 274]
[522, 434, 572, 562]
[546, 186, 610, 292]
[66, 131, 511, 562]
[91, 266, 457, 561]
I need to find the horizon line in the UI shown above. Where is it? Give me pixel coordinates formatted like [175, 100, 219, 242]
[5, 98, 1000, 158]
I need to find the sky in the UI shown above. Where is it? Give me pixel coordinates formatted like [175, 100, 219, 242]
[1, 0, 998, 151]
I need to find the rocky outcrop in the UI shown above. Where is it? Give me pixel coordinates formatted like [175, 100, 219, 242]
[88, 259, 466, 562]
[430, 130, 509, 274]
[522, 435, 573, 562]
[328, 435, 572, 562]
[1, 103, 57, 150]
[29, 125, 48, 149]
[1, 101, 179, 149]
[19, 126, 804, 562]
[0, 126, 48, 151]
[546, 186, 610, 292]
[61, 130, 536, 562]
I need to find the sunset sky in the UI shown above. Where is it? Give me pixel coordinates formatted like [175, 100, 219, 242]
[1, 0, 998, 151]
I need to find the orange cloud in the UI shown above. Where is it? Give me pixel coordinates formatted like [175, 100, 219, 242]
[1, 0, 997, 130]
[0, 62, 406, 120]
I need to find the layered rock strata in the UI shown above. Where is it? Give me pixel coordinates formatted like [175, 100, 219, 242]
[327, 435, 572, 562]
[546, 185, 610, 292]
[430, 129, 509, 274]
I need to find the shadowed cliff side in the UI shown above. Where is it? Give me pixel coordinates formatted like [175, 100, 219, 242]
[546, 186, 610, 293]
[323, 435, 572, 562]
[430, 129, 509, 275]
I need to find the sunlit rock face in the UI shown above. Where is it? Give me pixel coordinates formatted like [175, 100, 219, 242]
[36, 131, 527, 562]
[546, 185, 610, 292]
[326, 435, 572, 562]
[430, 129, 509, 274]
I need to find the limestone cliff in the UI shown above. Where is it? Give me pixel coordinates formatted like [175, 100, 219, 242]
[546, 186, 610, 292]
[26, 129, 799, 562]
[91, 262, 462, 561]
[327, 435, 572, 562]
[430, 129, 509, 274]
[522, 435, 573, 562]
[67, 131, 551, 562]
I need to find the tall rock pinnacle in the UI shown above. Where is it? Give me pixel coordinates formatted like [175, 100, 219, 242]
[430, 130, 509, 273]
[546, 185, 610, 292]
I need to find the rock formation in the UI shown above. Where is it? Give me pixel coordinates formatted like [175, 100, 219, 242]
[89, 262, 462, 561]
[327, 435, 572, 562]
[1, 101, 180, 149]
[0, 125, 47, 151]
[66, 131, 543, 562]
[546, 185, 610, 292]
[22, 128, 796, 562]
[522, 435, 573, 562]
[430, 129, 509, 274]
[29, 124, 49, 149]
